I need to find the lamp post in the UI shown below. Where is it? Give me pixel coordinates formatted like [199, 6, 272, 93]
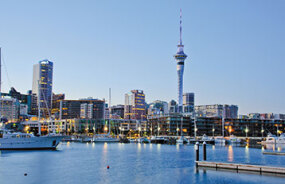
[261, 126, 264, 138]
[245, 126, 249, 138]
[212, 127, 215, 137]
[158, 126, 160, 136]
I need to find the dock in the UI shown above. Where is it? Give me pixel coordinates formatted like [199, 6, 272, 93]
[196, 161, 285, 175]
[263, 152, 285, 156]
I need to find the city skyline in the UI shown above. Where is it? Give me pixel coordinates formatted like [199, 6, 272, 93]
[0, 0, 284, 114]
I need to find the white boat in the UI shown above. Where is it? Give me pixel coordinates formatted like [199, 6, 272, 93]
[176, 136, 188, 144]
[92, 134, 119, 143]
[201, 134, 214, 142]
[262, 133, 285, 144]
[0, 129, 63, 150]
[228, 135, 241, 144]
[150, 136, 168, 144]
[129, 138, 137, 143]
[215, 136, 226, 145]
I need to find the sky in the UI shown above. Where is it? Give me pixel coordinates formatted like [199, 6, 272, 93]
[0, 0, 284, 115]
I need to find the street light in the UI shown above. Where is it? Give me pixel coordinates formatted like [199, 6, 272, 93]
[245, 126, 249, 137]
[212, 128, 215, 137]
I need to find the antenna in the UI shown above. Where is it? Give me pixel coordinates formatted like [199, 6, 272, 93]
[179, 8, 182, 45]
[0, 47, 1, 96]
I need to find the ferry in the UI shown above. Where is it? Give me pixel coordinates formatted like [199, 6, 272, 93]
[0, 129, 63, 150]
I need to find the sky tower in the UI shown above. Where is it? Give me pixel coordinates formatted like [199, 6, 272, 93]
[174, 9, 188, 113]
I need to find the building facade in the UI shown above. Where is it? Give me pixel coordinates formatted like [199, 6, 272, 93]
[195, 104, 238, 119]
[183, 92, 194, 114]
[0, 97, 20, 122]
[124, 90, 146, 120]
[59, 99, 105, 120]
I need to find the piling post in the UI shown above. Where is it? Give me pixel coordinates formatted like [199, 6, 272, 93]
[195, 142, 199, 167]
[203, 141, 207, 161]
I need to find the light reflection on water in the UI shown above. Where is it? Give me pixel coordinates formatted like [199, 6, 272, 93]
[228, 145, 233, 162]
[0, 143, 285, 184]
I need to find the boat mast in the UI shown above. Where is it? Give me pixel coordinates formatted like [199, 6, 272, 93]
[108, 88, 111, 135]
[38, 79, 41, 136]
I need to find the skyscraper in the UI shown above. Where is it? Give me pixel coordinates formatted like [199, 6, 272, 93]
[174, 9, 188, 113]
[124, 90, 146, 120]
[32, 59, 53, 118]
[183, 93, 194, 114]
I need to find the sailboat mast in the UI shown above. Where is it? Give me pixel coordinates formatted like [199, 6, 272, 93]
[108, 88, 111, 134]
[38, 79, 41, 136]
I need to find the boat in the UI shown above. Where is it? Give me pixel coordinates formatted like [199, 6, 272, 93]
[150, 136, 168, 144]
[261, 133, 285, 144]
[176, 136, 188, 144]
[228, 135, 241, 144]
[0, 129, 63, 150]
[277, 133, 285, 144]
[92, 134, 119, 143]
[215, 136, 226, 145]
[201, 134, 215, 144]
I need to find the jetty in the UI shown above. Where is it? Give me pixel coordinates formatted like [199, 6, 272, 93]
[263, 152, 285, 156]
[196, 161, 285, 175]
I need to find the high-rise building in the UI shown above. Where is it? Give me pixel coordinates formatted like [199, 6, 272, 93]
[168, 100, 178, 114]
[32, 59, 53, 118]
[124, 90, 146, 120]
[110, 105, 124, 119]
[174, 10, 188, 113]
[183, 93, 194, 114]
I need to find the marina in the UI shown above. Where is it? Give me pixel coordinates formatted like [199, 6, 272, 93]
[0, 142, 285, 184]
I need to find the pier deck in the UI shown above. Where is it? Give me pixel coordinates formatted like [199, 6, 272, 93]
[196, 161, 285, 175]
[263, 152, 285, 156]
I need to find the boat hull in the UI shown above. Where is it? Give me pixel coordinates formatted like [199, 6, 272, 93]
[0, 136, 63, 150]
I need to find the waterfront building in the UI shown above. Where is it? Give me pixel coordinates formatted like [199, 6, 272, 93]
[124, 90, 146, 120]
[148, 100, 169, 115]
[174, 10, 188, 113]
[32, 59, 53, 118]
[147, 114, 192, 136]
[195, 104, 238, 119]
[183, 92, 194, 115]
[110, 105, 124, 119]
[0, 97, 20, 122]
[59, 98, 105, 120]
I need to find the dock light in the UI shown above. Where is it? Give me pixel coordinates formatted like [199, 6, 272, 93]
[261, 129, 264, 133]
[177, 128, 179, 132]
[245, 128, 249, 133]
[158, 127, 161, 131]
[138, 127, 141, 131]
[212, 128, 215, 132]
[195, 128, 198, 132]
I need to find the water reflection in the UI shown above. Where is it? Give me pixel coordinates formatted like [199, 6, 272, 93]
[263, 143, 285, 152]
[228, 145, 233, 162]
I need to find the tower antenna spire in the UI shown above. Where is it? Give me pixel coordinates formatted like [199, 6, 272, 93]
[180, 8, 182, 45]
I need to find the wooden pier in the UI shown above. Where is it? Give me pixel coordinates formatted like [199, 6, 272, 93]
[263, 152, 285, 156]
[196, 161, 285, 175]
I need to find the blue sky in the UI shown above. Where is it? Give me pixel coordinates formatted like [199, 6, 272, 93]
[0, 0, 284, 114]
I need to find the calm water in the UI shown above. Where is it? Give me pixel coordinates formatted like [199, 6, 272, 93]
[0, 142, 285, 184]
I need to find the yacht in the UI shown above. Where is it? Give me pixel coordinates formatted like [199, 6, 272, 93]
[150, 136, 168, 144]
[262, 133, 285, 144]
[215, 136, 226, 145]
[228, 135, 241, 144]
[201, 134, 215, 144]
[0, 129, 63, 150]
[176, 136, 188, 144]
[92, 134, 119, 143]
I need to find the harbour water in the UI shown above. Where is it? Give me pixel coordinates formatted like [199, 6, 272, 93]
[0, 143, 284, 184]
